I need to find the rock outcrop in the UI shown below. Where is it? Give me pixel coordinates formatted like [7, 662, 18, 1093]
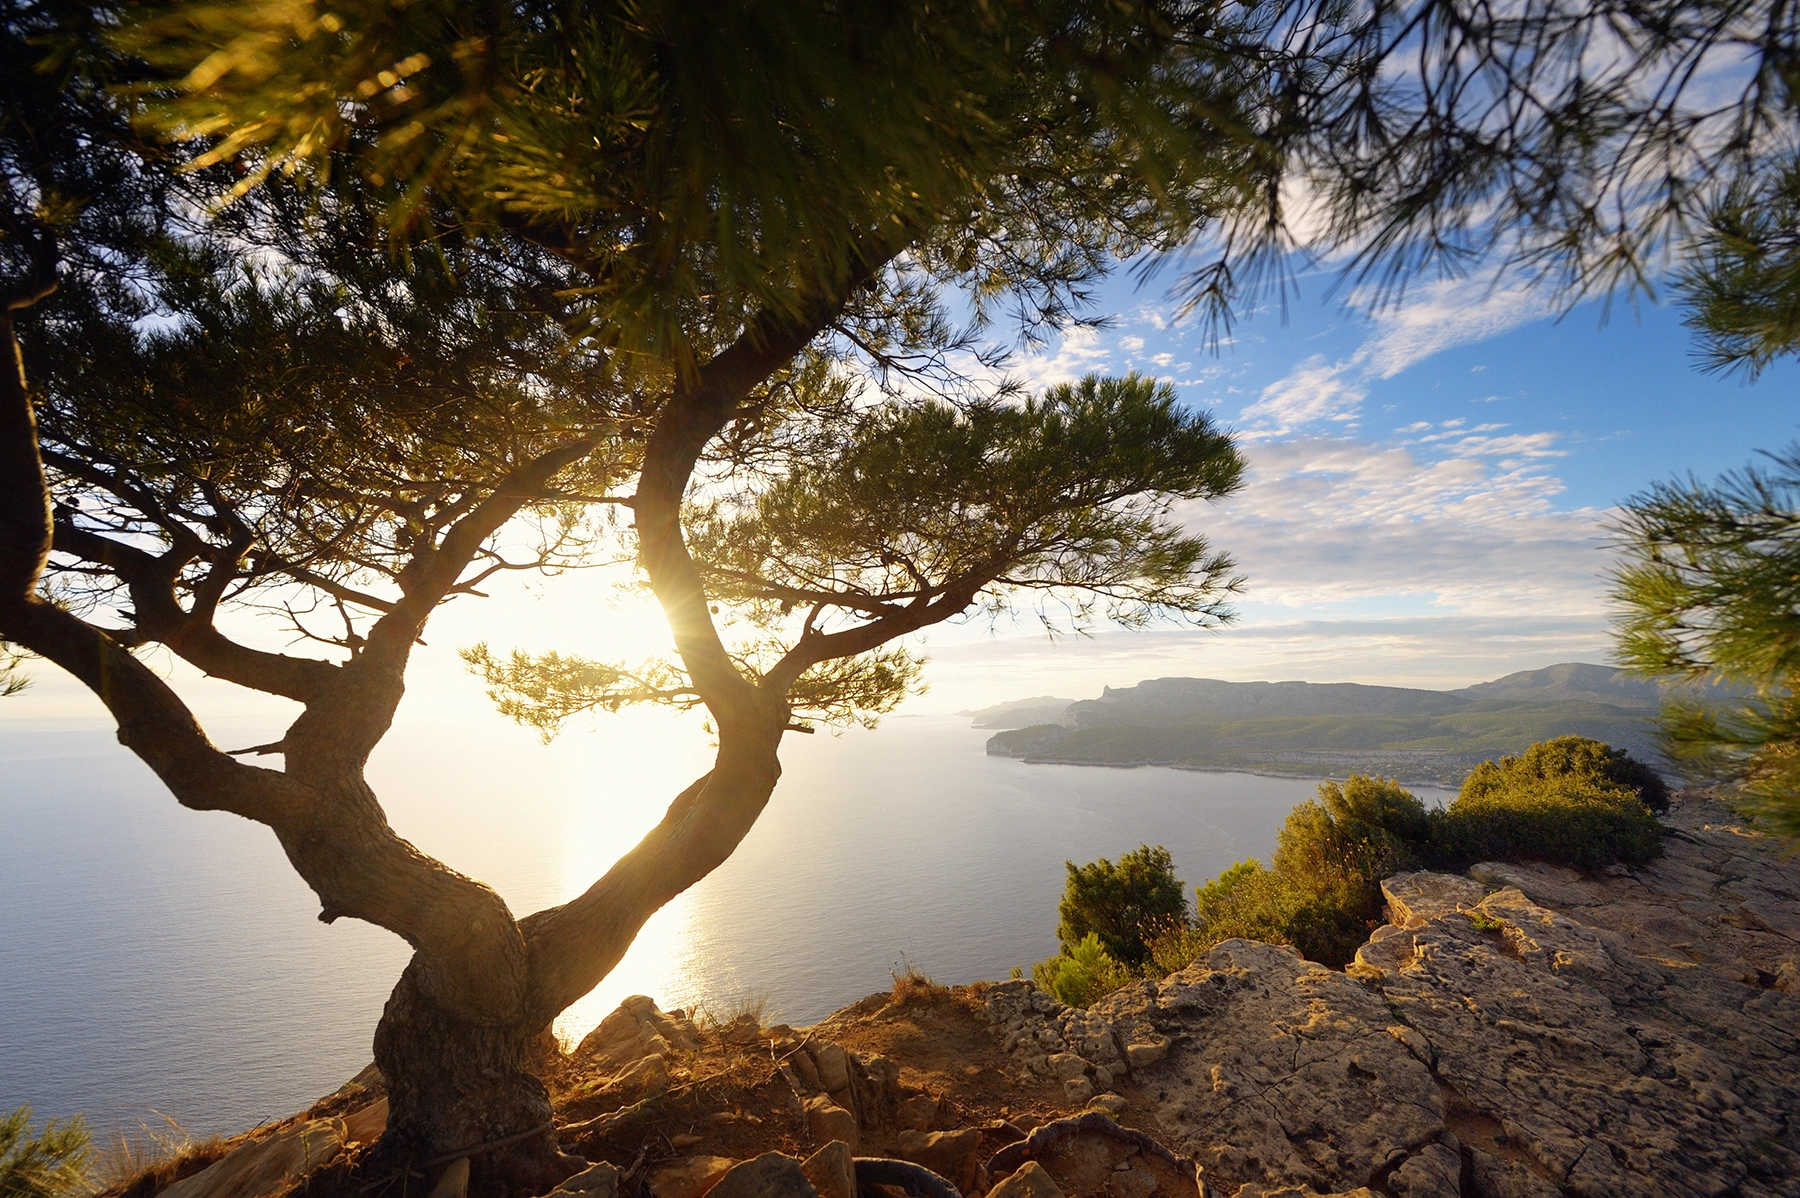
[1088, 790, 1800, 1197]
[120, 791, 1800, 1198]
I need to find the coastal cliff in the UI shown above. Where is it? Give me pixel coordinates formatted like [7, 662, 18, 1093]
[120, 788, 1800, 1198]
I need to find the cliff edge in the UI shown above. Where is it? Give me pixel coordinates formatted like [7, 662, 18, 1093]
[123, 789, 1800, 1198]
[1081, 787, 1800, 1196]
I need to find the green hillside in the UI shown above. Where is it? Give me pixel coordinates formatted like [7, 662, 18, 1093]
[985, 699, 1662, 786]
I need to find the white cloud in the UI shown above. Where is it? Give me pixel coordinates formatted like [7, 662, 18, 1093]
[1196, 436, 1608, 621]
[1237, 355, 1368, 435]
[1239, 273, 1551, 437]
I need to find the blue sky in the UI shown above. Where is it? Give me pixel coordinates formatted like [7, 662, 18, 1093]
[907, 262, 1798, 708]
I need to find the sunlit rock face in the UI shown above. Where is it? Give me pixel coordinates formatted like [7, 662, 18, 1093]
[1091, 789, 1800, 1198]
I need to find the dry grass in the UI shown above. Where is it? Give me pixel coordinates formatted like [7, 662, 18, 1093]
[694, 990, 772, 1035]
[889, 962, 953, 1008]
[88, 1115, 229, 1198]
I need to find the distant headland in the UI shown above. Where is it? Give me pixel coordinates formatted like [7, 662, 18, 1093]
[971, 663, 1680, 787]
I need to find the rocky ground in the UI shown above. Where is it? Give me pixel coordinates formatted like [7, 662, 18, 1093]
[114, 789, 1800, 1198]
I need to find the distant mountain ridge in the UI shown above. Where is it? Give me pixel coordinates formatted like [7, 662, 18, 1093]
[981, 663, 1673, 786]
[958, 695, 1078, 729]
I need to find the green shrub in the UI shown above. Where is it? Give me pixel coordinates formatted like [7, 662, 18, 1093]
[0, 1106, 92, 1198]
[1045, 740, 1666, 981]
[1055, 844, 1187, 968]
[1032, 932, 1136, 1007]
[1458, 736, 1669, 811]
[1430, 776, 1664, 869]
[1435, 737, 1665, 868]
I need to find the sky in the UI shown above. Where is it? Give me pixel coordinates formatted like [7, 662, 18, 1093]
[895, 261, 1797, 708]
[5, 258, 1796, 728]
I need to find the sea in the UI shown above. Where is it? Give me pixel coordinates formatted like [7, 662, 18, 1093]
[0, 713, 1450, 1139]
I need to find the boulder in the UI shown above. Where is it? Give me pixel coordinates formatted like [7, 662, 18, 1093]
[159, 1119, 345, 1198]
[803, 1095, 859, 1154]
[1122, 1037, 1169, 1070]
[707, 1154, 819, 1198]
[341, 1097, 387, 1146]
[812, 1043, 852, 1093]
[576, 996, 699, 1066]
[428, 1158, 469, 1198]
[1046, 1053, 1089, 1083]
[788, 1049, 822, 1090]
[896, 1128, 981, 1193]
[542, 1161, 621, 1198]
[1088, 1094, 1127, 1116]
[1094, 791, 1800, 1198]
[1380, 871, 1489, 926]
[895, 1093, 940, 1132]
[801, 1142, 856, 1198]
[987, 1161, 1065, 1198]
[1062, 1077, 1095, 1104]
[613, 1053, 671, 1098]
[649, 1156, 738, 1198]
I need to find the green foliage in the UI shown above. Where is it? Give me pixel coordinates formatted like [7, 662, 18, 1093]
[1683, 163, 1800, 379]
[1254, 777, 1427, 966]
[1032, 932, 1136, 1009]
[691, 374, 1245, 631]
[1055, 843, 1188, 969]
[0, 646, 28, 698]
[132, 0, 1271, 364]
[1613, 448, 1800, 836]
[1459, 736, 1669, 812]
[1434, 776, 1664, 870]
[1180, 744, 1667, 967]
[0, 1106, 92, 1198]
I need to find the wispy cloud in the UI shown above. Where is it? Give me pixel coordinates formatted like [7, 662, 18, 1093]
[1196, 435, 1609, 620]
[1238, 274, 1551, 437]
[1237, 354, 1368, 433]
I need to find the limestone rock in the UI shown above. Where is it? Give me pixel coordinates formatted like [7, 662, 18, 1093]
[160, 1118, 345, 1198]
[341, 1097, 387, 1146]
[614, 1053, 671, 1098]
[1048, 1053, 1090, 1083]
[812, 1043, 852, 1093]
[1099, 791, 1800, 1198]
[1122, 1037, 1169, 1070]
[896, 1127, 982, 1193]
[1088, 1094, 1127, 1116]
[988, 1161, 1066, 1198]
[788, 1049, 822, 1090]
[576, 996, 700, 1068]
[801, 1141, 856, 1198]
[708, 1153, 819, 1198]
[895, 1093, 940, 1132]
[1387, 1142, 1459, 1198]
[803, 1095, 858, 1154]
[543, 1162, 621, 1198]
[649, 1156, 738, 1198]
[1381, 871, 1489, 926]
[428, 1158, 470, 1198]
[1063, 1077, 1095, 1104]
[1466, 1149, 1561, 1198]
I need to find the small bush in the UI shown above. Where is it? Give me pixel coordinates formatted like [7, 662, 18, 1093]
[1176, 743, 1666, 971]
[1032, 932, 1136, 1007]
[0, 1105, 92, 1198]
[1055, 844, 1187, 968]
[1432, 776, 1664, 869]
[1459, 736, 1669, 811]
[1037, 740, 1666, 983]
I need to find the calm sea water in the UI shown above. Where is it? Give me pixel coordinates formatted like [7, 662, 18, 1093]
[0, 713, 1448, 1138]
